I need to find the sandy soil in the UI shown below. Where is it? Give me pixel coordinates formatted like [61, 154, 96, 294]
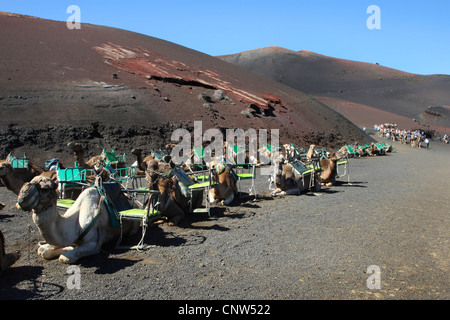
[0, 135, 448, 301]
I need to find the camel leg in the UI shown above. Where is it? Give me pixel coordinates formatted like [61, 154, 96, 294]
[284, 188, 301, 195]
[38, 243, 75, 260]
[220, 192, 234, 206]
[59, 241, 100, 264]
[208, 189, 219, 204]
[271, 188, 282, 196]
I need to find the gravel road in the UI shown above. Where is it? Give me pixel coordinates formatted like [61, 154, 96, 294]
[0, 137, 448, 302]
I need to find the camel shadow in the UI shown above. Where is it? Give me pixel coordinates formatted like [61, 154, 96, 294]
[306, 188, 340, 195]
[0, 265, 64, 299]
[334, 181, 368, 188]
[79, 252, 141, 275]
[0, 213, 15, 222]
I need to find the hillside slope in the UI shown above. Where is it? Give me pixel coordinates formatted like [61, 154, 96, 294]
[0, 13, 372, 165]
[219, 47, 450, 133]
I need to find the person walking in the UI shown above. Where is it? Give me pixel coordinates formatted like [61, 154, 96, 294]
[424, 137, 430, 149]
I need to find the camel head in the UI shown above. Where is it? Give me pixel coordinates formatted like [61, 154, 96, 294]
[0, 160, 13, 178]
[131, 148, 143, 157]
[327, 152, 339, 162]
[67, 142, 85, 162]
[93, 158, 105, 175]
[17, 176, 57, 212]
[67, 142, 84, 154]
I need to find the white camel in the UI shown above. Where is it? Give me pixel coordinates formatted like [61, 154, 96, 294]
[17, 175, 139, 264]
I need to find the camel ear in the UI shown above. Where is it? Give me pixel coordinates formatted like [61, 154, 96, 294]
[5, 152, 12, 163]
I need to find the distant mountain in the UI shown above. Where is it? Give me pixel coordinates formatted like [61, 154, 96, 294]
[219, 47, 450, 133]
[0, 13, 371, 164]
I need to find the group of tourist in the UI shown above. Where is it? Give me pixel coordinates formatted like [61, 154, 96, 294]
[373, 123, 430, 149]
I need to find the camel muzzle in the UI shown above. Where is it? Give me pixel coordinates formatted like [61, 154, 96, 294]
[18, 183, 40, 211]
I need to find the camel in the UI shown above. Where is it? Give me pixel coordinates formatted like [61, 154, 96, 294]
[319, 152, 340, 187]
[67, 142, 104, 168]
[66, 142, 110, 183]
[142, 158, 186, 225]
[271, 154, 321, 196]
[156, 176, 185, 226]
[208, 161, 238, 205]
[319, 147, 351, 186]
[17, 175, 140, 264]
[0, 154, 47, 195]
[368, 143, 380, 156]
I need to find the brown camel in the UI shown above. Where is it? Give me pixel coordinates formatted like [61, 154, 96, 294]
[143, 158, 186, 225]
[131, 148, 156, 175]
[271, 154, 321, 196]
[369, 143, 380, 156]
[67, 142, 104, 168]
[208, 161, 237, 205]
[320, 153, 339, 187]
[319, 148, 350, 187]
[66, 142, 110, 182]
[0, 154, 46, 195]
[156, 177, 185, 226]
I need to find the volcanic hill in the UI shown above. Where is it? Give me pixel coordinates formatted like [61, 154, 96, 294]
[0, 13, 370, 165]
[219, 47, 450, 134]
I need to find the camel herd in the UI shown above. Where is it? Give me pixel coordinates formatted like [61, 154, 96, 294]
[0, 141, 350, 267]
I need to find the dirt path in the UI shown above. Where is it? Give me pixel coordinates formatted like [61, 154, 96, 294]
[0, 138, 448, 300]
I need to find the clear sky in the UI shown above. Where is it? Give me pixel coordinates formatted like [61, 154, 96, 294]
[1, 0, 450, 75]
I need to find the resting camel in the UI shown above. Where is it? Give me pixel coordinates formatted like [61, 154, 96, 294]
[156, 176, 186, 226]
[271, 153, 321, 196]
[17, 176, 140, 264]
[319, 152, 340, 187]
[0, 154, 57, 195]
[67, 142, 104, 168]
[369, 143, 380, 156]
[208, 160, 237, 205]
[143, 158, 187, 226]
[67, 142, 110, 182]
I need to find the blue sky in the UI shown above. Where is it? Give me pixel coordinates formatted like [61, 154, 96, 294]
[1, 0, 450, 75]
